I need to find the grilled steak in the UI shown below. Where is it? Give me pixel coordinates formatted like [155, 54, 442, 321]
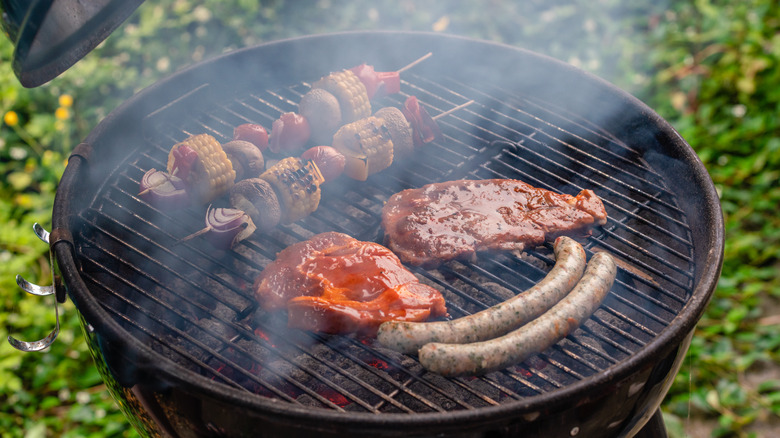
[253, 232, 447, 334]
[381, 179, 608, 267]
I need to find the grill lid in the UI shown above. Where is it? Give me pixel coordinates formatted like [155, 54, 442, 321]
[53, 31, 723, 432]
[1, 0, 143, 87]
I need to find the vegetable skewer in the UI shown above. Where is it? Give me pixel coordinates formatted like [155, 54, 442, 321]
[140, 57, 474, 249]
[177, 205, 257, 249]
[140, 97, 470, 249]
[223, 98, 472, 245]
[332, 98, 473, 180]
[274, 52, 433, 152]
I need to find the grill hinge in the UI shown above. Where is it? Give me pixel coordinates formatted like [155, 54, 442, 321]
[6, 223, 62, 352]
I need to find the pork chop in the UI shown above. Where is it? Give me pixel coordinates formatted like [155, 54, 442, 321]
[381, 179, 607, 267]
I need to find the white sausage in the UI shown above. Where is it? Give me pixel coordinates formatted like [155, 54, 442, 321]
[376, 236, 587, 354]
[417, 251, 617, 377]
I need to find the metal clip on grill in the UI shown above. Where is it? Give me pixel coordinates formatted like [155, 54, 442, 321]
[8, 224, 60, 352]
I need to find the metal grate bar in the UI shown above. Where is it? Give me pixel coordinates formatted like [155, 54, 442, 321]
[420, 74, 674, 198]
[473, 161, 693, 292]
[487, 145, 693, 249]
[78, 212, 380, 411]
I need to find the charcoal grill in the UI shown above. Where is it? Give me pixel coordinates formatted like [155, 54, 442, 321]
[30, 32, 722, 437]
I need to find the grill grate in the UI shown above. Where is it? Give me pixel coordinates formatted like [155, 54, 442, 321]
[73, 66, 694, 415]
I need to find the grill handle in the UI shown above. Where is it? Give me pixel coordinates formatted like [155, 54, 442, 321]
[7, 223, 63, 352]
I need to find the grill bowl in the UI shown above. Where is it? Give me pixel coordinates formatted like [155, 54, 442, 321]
[53, 31, 723, 437]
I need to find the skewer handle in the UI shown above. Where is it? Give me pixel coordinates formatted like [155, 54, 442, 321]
[177, 226, 212, 244]
[397, 52, 433, 73]
[433, 100, 474, 120]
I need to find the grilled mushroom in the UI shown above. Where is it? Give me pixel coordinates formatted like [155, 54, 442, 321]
[229, 178, 282, 234]
[223, 140, 265, 181]
[299, 88, 343, 144]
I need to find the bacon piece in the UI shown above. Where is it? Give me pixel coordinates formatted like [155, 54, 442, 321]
[253, 232, 447, 335]
[381, 179, 608, 267]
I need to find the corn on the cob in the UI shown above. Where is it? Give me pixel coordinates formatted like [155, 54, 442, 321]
[332, 116, 394, 181]
[260, 157, 324, 224]
[313, 70, 371, 123]
[166, 134, 236, 204]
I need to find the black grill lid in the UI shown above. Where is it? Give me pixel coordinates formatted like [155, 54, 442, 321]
[1, 0, 143, 87]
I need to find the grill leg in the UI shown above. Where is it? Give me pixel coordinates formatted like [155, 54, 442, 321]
[631, 409, 668, 438]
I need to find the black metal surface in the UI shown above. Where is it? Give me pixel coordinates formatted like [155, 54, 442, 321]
[1, 0, 143, 87]
[53, 32, 723, 437]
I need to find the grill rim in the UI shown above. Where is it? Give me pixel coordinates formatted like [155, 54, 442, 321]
[53, 30, 724, 431]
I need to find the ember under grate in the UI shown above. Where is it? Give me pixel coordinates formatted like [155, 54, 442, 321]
[73, 62, 693, 415]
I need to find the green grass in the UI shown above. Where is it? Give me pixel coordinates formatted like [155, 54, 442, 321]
[2, 1, 778, 437]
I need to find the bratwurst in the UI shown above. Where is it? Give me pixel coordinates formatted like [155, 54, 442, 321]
[381, 179, 608, 267]
[377, 236, 586, 354]
[418, 251, 617, 376]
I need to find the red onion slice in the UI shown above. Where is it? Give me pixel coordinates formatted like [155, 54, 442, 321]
[206, 207, 257, 249]
[180, 206, 256, 250]
[138, 169, 190, 209]
[301, 146, 345, 183]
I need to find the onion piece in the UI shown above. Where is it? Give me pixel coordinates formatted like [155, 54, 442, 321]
[300, 146, 345, 183]
[138, 169, 190, 209]
[179, 205, 257, 250]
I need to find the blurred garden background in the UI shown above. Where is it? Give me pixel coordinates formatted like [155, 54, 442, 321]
[1, 1, 778, 437]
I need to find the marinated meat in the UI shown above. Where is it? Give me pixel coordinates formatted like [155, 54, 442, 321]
[381, 179, 608, 267]
[253, 232, 447, 334]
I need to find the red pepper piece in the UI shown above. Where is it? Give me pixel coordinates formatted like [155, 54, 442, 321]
[375, 71, 401, 96]
[349, 64, 401, 100]
[402, 96, 443, 148]
[269, 112, 311, 154]
[171, 144, 199, 180]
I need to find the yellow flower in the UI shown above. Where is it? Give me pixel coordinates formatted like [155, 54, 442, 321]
[59, 94, 74, 108]
[4, 111, 19, 126]
[55, 107, 69, 120]
[432, 15, 450, 32]
[42, 150, 55, 167]
[15, 193, 33, 209]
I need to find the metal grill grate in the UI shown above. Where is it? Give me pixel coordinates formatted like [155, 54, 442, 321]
[73, 64, 694, 415]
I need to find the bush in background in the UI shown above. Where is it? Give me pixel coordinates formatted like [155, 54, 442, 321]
[642, 1, 780, 436]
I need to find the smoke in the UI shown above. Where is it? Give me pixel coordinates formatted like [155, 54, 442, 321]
[55, 3, 701, 427]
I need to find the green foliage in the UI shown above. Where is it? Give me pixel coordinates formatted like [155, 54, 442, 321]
[1, 1, 778, 437]
[639, 1, 780, 436]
